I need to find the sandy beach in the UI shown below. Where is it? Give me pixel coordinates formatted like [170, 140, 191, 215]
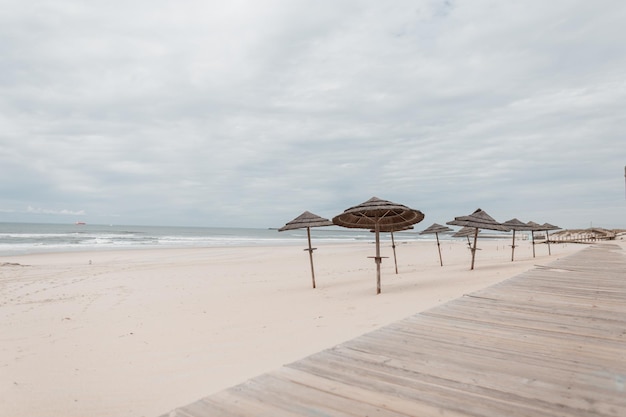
[1, 238, 585, 417]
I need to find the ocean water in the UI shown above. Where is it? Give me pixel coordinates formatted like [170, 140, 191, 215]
[0, 222, 445, 256]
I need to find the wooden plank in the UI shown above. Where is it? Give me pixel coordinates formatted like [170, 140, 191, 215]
[233, 371, 412, 417]
[341, 330, 626, 413]
[420, 303, 626, 341]
[287, 352, 552, 417]
[163, 243, 626, 417]
[296, 343, 626, 417]
[355, 323, 625, 374]
[277, 366, 470, 417]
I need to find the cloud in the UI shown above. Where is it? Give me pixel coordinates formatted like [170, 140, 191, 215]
[1, 1, 625, 228]
[26, 206, 86, 216]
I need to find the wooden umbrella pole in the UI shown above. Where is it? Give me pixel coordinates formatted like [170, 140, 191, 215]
[435, 232, 443, 266]
[391, 231, 398, 274]
[306, 227, 316, 288]
[470, 228, 479, 270]
[546, 230, 552, 255]
[375, 222, 381, 294]
[531, 230, 536, 258]
[511, 229, 516, 262]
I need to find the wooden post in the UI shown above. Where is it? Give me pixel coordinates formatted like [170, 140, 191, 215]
[306, 227, 316, 289]
[470, 228, 479, 270]
[391, 231, 398, 274]
[511, 229, 516, 262]
[436, 232, 443, 266]
[546, 230, 552, 255]
[375, 222, 382, 294]
[531, 230, 536, 258]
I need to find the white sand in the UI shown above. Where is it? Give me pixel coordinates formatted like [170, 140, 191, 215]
[0, 239, 584, 417]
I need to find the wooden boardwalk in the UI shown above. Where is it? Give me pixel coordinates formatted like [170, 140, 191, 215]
[162, 243, 626, 417]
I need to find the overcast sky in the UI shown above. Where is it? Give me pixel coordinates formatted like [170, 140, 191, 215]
[1, 0, 625, 229]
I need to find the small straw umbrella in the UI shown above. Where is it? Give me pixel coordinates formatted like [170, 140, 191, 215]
[453, 226, 479, 249]
[419, 223, 453, 266]
[502, 218, 534, 261]
[371, 225, 413, 274]
[278, 211, 333, 288]
[332, 197, 425, 294]
[447, 208, 510, 270]
[542, 223, 561, 255]
[526, 221, 543, 258]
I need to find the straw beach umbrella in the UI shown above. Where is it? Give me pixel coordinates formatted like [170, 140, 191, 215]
[453, 226, 479, 249]
[502, 218, 534, 261]
[333, 197, 425, 294]
[278, 211, 333, 288]
[526, 221, 544, 258]
[419, 223, 453, 266]
[447, 208, 510, 270]
[372, 225, 413, 274]
[542, 223, 561, 255]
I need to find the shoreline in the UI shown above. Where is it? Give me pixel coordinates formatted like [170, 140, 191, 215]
[1, 240, 587, 417]
[0, 234, 542, 258]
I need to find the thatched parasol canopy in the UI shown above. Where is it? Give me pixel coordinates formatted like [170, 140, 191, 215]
[502, 218, 532, 230]
[333, 197, 424, 231]
[278, 211, 333, 288]
[526, 221, 544, 235]
[453, 226, 479, 237]
[333, 197, 425, 294]
[447, 209, 511, 232]
[502, 218, 534, 262]
[419, 223, 453, 235]
[278, 211, 333, 231]
[447, 208, 509, 270]
[542, 222, 561, 231]
[419, 223, 453, 266]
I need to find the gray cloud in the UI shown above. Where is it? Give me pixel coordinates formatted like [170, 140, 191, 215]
[1, 0, 625, 228]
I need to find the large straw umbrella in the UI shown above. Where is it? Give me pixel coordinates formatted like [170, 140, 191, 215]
[278, 211, 333, 288]
[447, 208, 510, 270]
[502, 218, 534, 261]
[419, 223, 453, 266]
[332, 197, 425, 294]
